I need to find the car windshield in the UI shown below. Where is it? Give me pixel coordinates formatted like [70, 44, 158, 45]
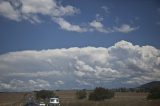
[50, 98, 59, 102]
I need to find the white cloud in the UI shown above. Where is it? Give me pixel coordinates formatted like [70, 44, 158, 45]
[21, 0, 54, 15]
[95, 14, 104, 21]
[0, 79, 50, 91]
[54, 80, 64, 85]
[0, 0, 139, 33]
[0, 1, 20, 21]
[89, 19, 138, 34]
[0, 40, 160, 91]
[126, 76, 155, 85]
[89, 20, 109, 33]
[0, 0, 79, 23]
[114, 24, 139, 33]
[0, 0, 87, 33]
[21, 0, 79, 17]
[0, 0, 87, 32]
[101, 6, 110, 14]
[76, 79, 92, 86]
[7, 71, 63, 78]
[53, 17, 87, 32]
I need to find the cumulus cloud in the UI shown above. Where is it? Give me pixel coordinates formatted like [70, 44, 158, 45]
[89, 20, 137, 33]
[0, 0, 89, 33]
[89, 20, 109, 33]
[0, 0, 89, 32]
[53, 17, 87, 32]
[113, 24, 139, 33]
[0, 0, 139, 33]
[20, 0, 79, 17]
[0, 40, 159, 91]
[0, 1, 20, 21]
[0, 0, 79, 22]
[0, 79, 50, 91]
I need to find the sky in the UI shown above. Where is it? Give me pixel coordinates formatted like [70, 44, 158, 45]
[0, 0, 160, 91]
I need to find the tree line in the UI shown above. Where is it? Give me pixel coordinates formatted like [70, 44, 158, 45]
[34, 86, 160, 101]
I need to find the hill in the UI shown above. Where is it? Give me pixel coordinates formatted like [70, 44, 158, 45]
[138, 81, 160, 90]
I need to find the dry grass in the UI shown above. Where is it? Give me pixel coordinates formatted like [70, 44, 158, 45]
[55, 90, 77, 102]
[56, 91, 160, 106]
[0, 92, 29, 106]
[0, 91, 160, 106]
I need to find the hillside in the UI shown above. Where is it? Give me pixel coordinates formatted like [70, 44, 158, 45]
[138, 81, 160, 89]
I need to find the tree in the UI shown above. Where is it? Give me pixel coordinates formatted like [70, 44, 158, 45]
[89, 87, 114, 101]
[147, 86, 160, 100]
[76, 89, 87, 99]
[35, 90, 55, 100]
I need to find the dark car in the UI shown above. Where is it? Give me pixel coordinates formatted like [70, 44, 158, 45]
[25, 102, 39, 106]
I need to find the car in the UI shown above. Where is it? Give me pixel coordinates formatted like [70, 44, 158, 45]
[25, 102, 39, 106]
[48, 97, 60, 106]
[39, 101, 45, 106]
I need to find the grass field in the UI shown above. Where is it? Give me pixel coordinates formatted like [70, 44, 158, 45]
[0, 92, 30, 106]
[0, 91, 160, 106]
[56, 91, 160, 106]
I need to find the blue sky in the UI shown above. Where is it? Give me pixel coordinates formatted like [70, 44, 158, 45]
[0, 0, 159, 54]
[0, 0, 160, 91]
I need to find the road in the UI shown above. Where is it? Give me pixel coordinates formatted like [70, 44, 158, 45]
[24, 92, 39, 106]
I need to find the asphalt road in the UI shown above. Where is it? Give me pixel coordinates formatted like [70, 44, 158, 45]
[24, 94, 39, 106]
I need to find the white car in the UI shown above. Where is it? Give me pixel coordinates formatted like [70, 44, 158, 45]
[48, 98, 60, 106]
[39, 102, 45, 106]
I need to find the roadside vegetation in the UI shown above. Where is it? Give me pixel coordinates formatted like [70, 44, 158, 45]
[1, 86, 160, 106]
[76, 89, 87, 99]
[147, 86, 160, 100]
[89, 87, 114, 101]
[35, 90, 55, 100]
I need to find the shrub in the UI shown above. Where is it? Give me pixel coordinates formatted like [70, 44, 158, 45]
[89, 87, 114, 101]
[147, 86, 160, 100]
[76, 89, 87, 99]
[35, 90, 55, 100]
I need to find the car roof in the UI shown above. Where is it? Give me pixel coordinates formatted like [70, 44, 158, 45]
[50, 98, 59, 99]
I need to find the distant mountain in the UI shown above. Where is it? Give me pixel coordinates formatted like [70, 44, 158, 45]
[138, 81, 160, 89]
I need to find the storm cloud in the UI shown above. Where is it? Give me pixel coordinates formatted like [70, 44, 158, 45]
[0, 40, 160, 91]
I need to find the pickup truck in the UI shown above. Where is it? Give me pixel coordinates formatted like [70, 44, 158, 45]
[48, 97, 60, 106]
